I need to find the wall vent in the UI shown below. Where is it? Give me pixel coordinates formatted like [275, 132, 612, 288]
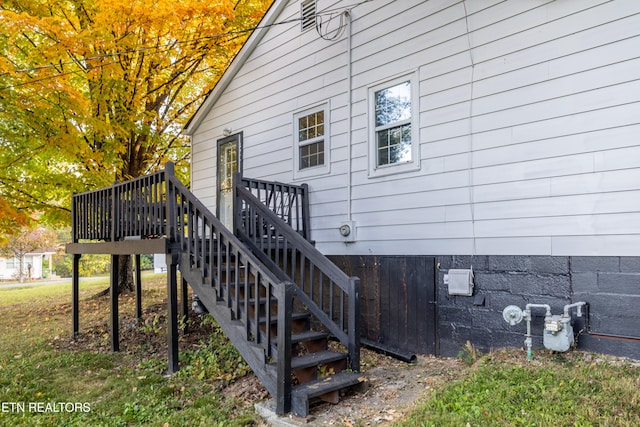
[301, 0, 316, 31]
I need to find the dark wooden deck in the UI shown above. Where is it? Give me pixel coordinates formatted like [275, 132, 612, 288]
[67, 163, 361, 417]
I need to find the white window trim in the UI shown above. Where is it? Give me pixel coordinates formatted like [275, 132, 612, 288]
[368, 73, 420, 178]
[293, 103, 331, 179]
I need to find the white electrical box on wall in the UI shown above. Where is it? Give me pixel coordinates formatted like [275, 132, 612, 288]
[338, 221, 357, 243]
[444, 268, 474, 296]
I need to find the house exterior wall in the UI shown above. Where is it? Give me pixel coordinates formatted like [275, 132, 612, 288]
[0, 254, 45, 280]
[189, 0, 640, 357]
[192, 0, 640, 257]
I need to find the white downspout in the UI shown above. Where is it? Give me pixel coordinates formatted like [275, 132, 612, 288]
[346, 9, 353, 221]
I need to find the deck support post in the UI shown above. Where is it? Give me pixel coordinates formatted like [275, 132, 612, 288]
[72, 254, 81, 337]
[110, 255, 120, 352]
[134, 254, 142, 320]
[166, 251, 179, 374]
[276, 281, 294, 415]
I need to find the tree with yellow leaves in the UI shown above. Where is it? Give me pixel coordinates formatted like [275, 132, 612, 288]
[0, 0, 272, 290]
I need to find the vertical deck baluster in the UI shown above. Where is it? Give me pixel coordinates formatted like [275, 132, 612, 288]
[87, 192, 92, 240]
[286, 185, 292, 226]
[140, 179, 146, 237]
[222, 238, 229, 304]
[215, 230, 221, 298]
[120, 183, 125, 238]
[111, 185, 117, 241]
[289, 243, 296, 282]
[329, 277, 334, 323]
[195, 207, 200, 269]
[147, 176, 152, 236]
[98, 191, 102, 239]
[265, 282, 272, 357]
[274, 223, 280, 267]
[85, 192, 90, 240]
[150, 175, 156, 236]
[232, 246, 239, 310]
[309, 263, 314, 303]
[318, 271, 324, 312]
[340, 287, 345, 331]
[252, 271, 259, 344]
[299, 253, 306, 293]
[130, 182, 135, 237]
[131, 181, 136, 236]
[134, 181, 139, 236]
[282, 238, 289, 279]
[243, 258, 250, 339]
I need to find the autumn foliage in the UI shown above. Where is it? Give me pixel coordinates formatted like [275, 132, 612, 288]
[0, 0, 272, 225]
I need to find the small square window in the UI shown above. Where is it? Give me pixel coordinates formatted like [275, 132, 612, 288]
[294, 104, 330, 178]
[297, 111, 324, 170]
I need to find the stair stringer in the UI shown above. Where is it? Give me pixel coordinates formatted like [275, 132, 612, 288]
[178, 255, 279, 398]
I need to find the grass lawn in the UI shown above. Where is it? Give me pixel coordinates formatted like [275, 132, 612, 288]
[398, 347, 640, 427]
[0, 273, 259, 426]
[1, 274, 639, 426]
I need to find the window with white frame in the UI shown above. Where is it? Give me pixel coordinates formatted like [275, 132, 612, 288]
[294, 104, 330, 177]
[369, 74, 419, 176]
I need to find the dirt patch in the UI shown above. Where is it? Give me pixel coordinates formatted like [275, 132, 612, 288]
[292, 352, 463, 426]
[54, 295, 463, 425]
[54, 298, 219, 369]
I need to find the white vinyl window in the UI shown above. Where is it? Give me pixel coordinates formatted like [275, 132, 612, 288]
[369, 74, 419, 177]
[294, 104, 330, 178]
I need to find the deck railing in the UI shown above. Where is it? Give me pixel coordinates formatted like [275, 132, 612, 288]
[240, 176, 310, 240]
[72, 170, 311, 245]
[71, 171, 166, 242]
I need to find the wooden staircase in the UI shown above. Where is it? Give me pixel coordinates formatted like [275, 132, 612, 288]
[68, 163, 361, 417]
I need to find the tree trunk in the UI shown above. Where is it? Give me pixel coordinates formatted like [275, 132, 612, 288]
[117, 255, 135, 293]
[18, 254, 24, 283]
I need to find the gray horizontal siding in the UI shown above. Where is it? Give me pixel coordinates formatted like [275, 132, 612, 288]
[191, 0, 640, 257]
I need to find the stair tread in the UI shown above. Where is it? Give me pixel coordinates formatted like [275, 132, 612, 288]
[290, 350, 347, 370]
[291, 330, 328, 344]
[259, 312, 310, 324]
[292, 372, 364, 399]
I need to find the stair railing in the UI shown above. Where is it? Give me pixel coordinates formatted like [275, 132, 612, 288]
[234, 173, 360, 372]
[164, 164, 293, 413]
[71, 164, 294, 414]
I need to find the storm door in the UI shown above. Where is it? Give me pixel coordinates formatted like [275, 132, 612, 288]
[217, 132, 242, 230]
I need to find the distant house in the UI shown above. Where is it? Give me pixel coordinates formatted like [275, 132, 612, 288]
[184, 0, 640, 359]
[0, 251, 54, 281]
